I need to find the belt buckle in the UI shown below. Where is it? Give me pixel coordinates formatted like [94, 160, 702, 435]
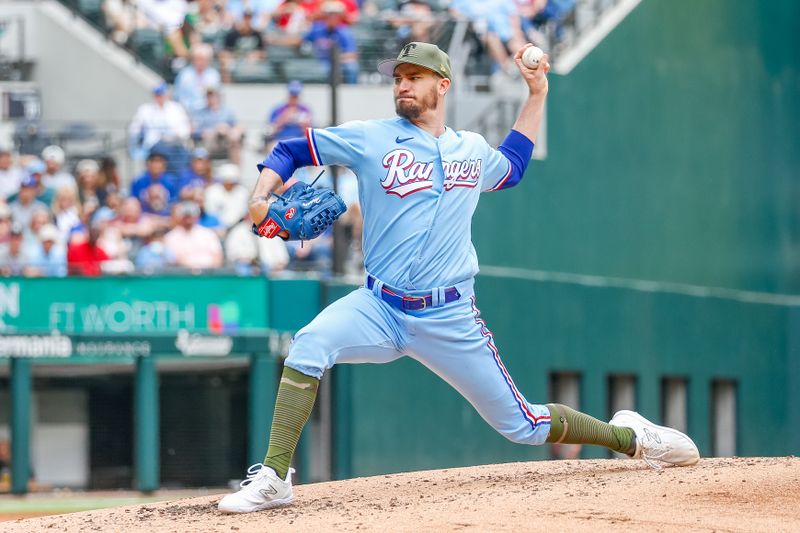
[402, 295, 427, 310]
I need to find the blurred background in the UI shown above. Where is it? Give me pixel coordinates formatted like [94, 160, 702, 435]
[0, 0, 799, 501]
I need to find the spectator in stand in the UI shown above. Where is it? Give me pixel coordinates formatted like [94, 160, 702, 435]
[138, 0, 191, 63]
[180, 186, 225, 236]
[302, 1, 360, 83]
[41, 145, 77, 193]
[194, 0, 228, 44]
[0, 223, 41, 277]
[178, 147, 215, 194]
[51, 185, 82, 242]
[97, 156, 121, 192]
[450, 0, 525, 75]
[131, 150, 179, 216]
[0, 146, 22, 201]
[67, 213, 109, 277]
[23, 207, 51, 253]
[271, 0, 314, 36]
[267, 80, 313, 143]
[204, 163, 249, 229]
[164, 201, 223, 270]
[524, 0, 575, 45]
[220, 9, 267, 84]
[389, 0, 436, 45]
[7, 160, 55, 206]
[191, 87, 245, 163]
[29, 224, 67, 277]
[103, 0, 141, 45]
[173, 44, 222, 116]
[225, 0, 282, 31]
[111, 197, 164, 258]
[135, 227, 175, 273]
[8, 176, 48, 232]
[93, 209, 134, 274]
[0, 203, 11, 246]
[225, 214, 290, 275]
[286, 228, 332, 272]
[129, 83, 192, 160]
[75, 159, 108, 210]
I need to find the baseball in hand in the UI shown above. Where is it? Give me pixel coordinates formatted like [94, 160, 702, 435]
[522, 45, 544, 70]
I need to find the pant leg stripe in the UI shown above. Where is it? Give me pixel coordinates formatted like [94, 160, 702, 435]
[470, 297, 550, 430]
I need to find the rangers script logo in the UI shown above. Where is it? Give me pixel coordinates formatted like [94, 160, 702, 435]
[381, 149, 482, 197]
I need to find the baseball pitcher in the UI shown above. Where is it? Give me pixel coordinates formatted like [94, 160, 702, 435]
[219, 42, 699, 513]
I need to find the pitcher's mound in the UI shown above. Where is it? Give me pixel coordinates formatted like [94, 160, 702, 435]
[5, 457, 799, 532]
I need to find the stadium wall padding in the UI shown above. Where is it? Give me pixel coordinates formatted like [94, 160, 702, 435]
[473, 0, 800, 294]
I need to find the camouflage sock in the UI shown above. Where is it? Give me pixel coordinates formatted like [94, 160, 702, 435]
[545, 403, 637, 455]
[263, 366, 319, 479]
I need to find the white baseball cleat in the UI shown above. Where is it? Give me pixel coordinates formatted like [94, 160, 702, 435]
[218, 464, 295, 513]
[609, 410, 700, 469]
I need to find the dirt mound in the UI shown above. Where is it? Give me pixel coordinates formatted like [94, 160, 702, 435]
[4, 457, 799, 532]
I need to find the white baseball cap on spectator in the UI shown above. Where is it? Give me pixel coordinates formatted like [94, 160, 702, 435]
[176, 201, 201, 218]
[218, 163, 240, 183]
[38, 224, 60, 243]
[320, 0, 346, 14]
[76, 159, 100, 174]
[42, 145, 66, 164]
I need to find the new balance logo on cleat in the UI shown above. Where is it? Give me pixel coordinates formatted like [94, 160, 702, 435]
[259, 485, 278, 497]
[643, 428, 661, 444]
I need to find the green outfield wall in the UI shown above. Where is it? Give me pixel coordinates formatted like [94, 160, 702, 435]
[474, 0, 800, 294]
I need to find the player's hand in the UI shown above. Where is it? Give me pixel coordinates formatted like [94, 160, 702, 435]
[249, 195, 289, 239]
[513, 44, 550, 98]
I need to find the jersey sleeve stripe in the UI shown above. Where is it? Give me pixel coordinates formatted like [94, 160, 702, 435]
[486, 160, 513, 192]
[306, 128, 323, 166]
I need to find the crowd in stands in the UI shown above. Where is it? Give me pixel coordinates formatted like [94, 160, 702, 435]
[1, 71, 365, 279]
[96, 0, 576, 83]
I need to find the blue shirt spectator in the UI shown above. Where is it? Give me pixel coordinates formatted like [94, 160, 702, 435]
[303, 1, 359, 83]
[268, 81, 314, 141]
[28, 224, 67, 277]
[178, 148, 215, 195]
[130, 152, 179, 216]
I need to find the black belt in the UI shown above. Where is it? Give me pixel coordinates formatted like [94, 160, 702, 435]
[366, 275, 461, 311]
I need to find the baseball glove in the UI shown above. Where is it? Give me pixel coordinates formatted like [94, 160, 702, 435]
[252, 181, 347, 241]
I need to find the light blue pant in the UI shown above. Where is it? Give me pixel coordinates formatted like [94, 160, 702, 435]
[286, 280, 552, 446]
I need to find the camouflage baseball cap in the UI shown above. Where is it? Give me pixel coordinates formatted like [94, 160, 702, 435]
[378, 42, 452, 80]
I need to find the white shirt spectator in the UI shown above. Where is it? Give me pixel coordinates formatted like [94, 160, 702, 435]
[173, 44, 223, 115]
[129, 94, 192, 154]
[225, 220, 289, 272]
[0, 148, 22, 200]
[41, 146, 78, 193]
[204, 164, 249, 228]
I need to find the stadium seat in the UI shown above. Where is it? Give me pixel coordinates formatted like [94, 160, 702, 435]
[129, 29, 165, 73]
[231, 60, 277, 83]
[77, 0, 104, 28]
[282, 58, 330, 83]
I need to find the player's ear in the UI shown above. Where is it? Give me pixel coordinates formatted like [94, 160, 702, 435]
[439, 77, 451, 96]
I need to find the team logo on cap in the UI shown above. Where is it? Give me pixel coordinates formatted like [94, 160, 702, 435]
[401, 43, 417, 57]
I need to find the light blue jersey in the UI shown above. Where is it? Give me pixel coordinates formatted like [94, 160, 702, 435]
[278, 117, 552, 448]
[307, 117, 514, 290]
